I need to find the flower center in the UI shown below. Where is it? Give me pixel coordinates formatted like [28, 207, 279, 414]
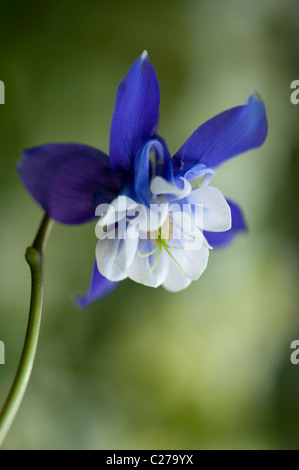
[138, 217, 184, 275]
[148, 216, 173, 244]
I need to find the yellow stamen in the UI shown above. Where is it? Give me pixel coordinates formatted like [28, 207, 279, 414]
[139, 216, 186, 276]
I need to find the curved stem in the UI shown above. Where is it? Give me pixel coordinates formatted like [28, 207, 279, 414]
[0, 214, 53, 447]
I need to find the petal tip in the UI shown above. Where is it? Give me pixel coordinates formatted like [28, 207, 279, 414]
[73, 294, 88, 309]
[141, 50, 148, 61]
[251, 91, 263, 101]
[249, 91, 267, 115]
[249, 91, 268, 145]
[248, 91, 266, 110]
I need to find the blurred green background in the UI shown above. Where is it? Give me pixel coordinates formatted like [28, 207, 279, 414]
[0, 0, 299, 450]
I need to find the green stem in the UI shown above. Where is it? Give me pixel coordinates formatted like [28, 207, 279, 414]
[0, 214, 53, 447]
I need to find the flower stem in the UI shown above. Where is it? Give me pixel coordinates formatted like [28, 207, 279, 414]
[0, 213, 53, 447]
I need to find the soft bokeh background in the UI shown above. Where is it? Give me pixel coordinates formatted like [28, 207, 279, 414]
[0, 0, 299, 450]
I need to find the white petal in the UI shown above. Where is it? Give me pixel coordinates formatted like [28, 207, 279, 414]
[162, 266, 192, 292]
[114, 235, 139, 271]
[171, 210, 204, 249]
[167, 240, 210, 280]
[187, 186, 231, 232]
[95, 220, 139, 282]
[150, 176, 192, 201]
[126, 239, 170, 288]
[96, 237, 127, 281]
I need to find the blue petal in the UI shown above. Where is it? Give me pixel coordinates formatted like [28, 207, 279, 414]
[18, 143, 122, 225]
[110, 51, 160, 173]
[173, 93, 267, 176]
[75, 261, 118, 307]
[204, 199, 247, 247]
[134, 137, 173, 206]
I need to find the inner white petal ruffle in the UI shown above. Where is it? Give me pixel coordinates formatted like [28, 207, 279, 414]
[186, 186, 231, 232]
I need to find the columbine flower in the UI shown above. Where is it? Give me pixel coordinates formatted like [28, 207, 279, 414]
[18, 51, 267, 306]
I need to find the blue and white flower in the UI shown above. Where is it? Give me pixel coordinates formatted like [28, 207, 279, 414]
[18, 51, 268, 306]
